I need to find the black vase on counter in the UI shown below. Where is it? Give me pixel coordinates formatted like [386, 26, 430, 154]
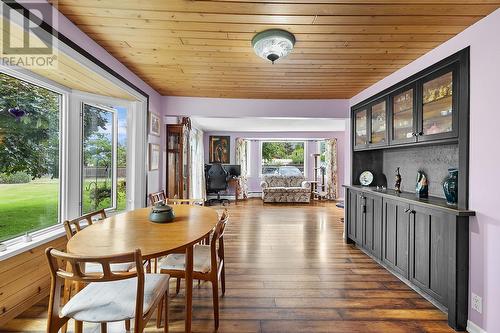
[443, 168, 458, 205]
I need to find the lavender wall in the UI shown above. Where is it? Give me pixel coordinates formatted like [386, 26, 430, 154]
[22, 0, 165, 193]
[203, 131, 345, 197]
[350, 9, 500, 332]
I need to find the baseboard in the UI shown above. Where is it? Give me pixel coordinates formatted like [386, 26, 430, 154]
[467, 320, 487, 333]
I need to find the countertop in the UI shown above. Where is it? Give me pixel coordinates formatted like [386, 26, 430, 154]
[343, 185, 475, 217]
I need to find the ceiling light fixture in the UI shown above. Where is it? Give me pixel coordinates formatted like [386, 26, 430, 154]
[251, 29, 296, 64]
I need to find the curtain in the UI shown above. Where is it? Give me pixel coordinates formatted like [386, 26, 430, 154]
[189, 128, 206, 200]
[235, 138, 249, 199]
[325, 138, 338, 200]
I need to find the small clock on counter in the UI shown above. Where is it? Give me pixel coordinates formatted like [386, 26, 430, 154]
[359, 171, 374, 186]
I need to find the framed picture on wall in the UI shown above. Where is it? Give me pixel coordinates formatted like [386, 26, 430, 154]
[209, 136, 230, 163]
[149, 143, 160, 171]
[149, 112, 161, 136]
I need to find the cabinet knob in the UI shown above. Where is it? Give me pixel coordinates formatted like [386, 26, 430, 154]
[418, 132, 424, 136]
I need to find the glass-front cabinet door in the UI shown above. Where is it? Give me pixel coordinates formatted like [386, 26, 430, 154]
[390, 86, 417, 145]
[369, 100, 387, 147]
[354, 109, 368, 149]
[418, 67, 457, 141]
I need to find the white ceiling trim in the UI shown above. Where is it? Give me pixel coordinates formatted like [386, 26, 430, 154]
[191, 116, 346, 132]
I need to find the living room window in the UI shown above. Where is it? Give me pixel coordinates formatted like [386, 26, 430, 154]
[261, 141, 305, 176]
[0, 72, 62, 242]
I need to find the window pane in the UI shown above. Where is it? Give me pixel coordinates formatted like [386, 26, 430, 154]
[423, 71, 453, 135]
[261, 141, 304, 176]
[0, 73, 60, 242]
[355, 110, 367, 145]
[393, 89, 414, 140]
[82, 104, 115, 214]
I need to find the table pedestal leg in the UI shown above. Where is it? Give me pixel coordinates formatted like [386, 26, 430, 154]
[185, 245, 194, 333]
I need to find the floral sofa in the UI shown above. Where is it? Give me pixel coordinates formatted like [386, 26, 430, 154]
[260, 175, 311, 203]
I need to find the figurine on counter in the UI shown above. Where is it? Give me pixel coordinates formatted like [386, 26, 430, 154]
[395, 167, 402, 193]
[416, 170, 429, 198]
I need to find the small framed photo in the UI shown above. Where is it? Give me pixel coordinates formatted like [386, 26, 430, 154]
[149, 112, 161, 136]
[149, 143, 160, 171]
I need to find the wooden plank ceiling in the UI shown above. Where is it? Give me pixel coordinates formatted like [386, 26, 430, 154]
[0, 16, 137, 100]
[51, 0, 500, 99]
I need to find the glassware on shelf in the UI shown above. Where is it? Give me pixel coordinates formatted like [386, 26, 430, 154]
[392, 88, 414, 140]
[355, 109, 367, 145]
[422, 72, 453, 135]
[371, 101, 386, 144]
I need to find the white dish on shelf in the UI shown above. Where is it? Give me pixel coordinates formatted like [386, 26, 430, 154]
[359, 171, 374, 186]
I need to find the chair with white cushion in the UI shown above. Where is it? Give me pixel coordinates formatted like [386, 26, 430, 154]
[63, 210, 136, 273]
[45, 248, 169, 333]
[157, 209, 228, 329]
[61, 210, 135, 333]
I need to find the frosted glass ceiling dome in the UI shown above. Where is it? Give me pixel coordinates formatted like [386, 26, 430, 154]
[251, 29, 296, 64]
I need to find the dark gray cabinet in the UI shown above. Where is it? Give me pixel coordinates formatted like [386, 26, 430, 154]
[382, 197, 410, 278]
[344, 186, 472, 331]
[409, 205, 452, 306]
[346, 189, 363, 243]
[363, 193, 383, 258]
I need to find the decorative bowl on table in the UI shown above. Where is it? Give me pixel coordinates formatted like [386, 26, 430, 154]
[149, 202, 175, 223]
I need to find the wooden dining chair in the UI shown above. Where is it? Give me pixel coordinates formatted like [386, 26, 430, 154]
[63, 210, 136, 273]
[157, 209, 229, 329]
[45, 248, 170, 333]
[149, 190, 166, 206]
[63, 209, 106, 240]
[62, 210, 135, 333]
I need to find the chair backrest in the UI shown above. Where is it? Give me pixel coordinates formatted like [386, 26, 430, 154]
[211, 209, 229, 246]
[206, 164, 229, 193]
[45, 248, 145, 325]
[63, 209, 106, 240]
[149, 190, 166, 206]
[46, 248, 142, 283]
[167, 198, 205, 206]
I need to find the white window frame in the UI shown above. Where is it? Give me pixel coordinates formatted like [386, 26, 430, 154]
[0, 74, 148, 261]
[259, 140, 307, 177]
[0, 66, 70, 249]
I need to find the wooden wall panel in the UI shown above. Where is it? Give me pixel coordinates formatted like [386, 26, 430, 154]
[0, 236, 67, 326]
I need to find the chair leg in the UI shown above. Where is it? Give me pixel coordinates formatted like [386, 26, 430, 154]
[100, 323, 107, 333]
[221, 265, 226, 296]
[211, 280, 219, 329]
[125, 319, 131, 331]
[156, 298, 163, 328]
[60, 281, 73, 333]
[163, 292, 169, 333]
[176, 278, 181, 295]
[75, 320, 83, 333]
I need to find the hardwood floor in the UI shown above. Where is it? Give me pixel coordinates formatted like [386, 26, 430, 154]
[0, 199, 457, 333]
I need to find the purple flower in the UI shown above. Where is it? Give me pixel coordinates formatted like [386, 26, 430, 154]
[8, 107, 26, 121]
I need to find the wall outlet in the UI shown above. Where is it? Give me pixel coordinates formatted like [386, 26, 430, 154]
[471, 293, 483, 314]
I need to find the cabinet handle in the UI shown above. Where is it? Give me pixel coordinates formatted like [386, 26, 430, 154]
[404, 208, 411, 213]
[412, 132, 417, 137]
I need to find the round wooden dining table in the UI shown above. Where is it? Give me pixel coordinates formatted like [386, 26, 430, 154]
[66, 205, 219, 333]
